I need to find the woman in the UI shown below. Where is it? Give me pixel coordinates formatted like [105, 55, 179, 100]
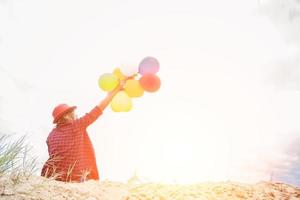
[41, 79, 127, 182]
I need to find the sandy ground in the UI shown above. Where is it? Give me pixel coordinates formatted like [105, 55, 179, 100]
[0, 175, 299, 200]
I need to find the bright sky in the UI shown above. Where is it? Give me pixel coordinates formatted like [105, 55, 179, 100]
[1, 0, 300, 185]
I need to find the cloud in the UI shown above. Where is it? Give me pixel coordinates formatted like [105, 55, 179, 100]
[273, 135, 300, 186]
[259, 0, 300, 91]
[268, 57, 300, 90]
[0, 0, 8, 6]
[260, 0, 300, 186]
[0, 67, 33, 92]
[261, 0, 300, 45]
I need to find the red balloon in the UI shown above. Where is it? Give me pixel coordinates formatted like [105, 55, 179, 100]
[139, 74, 161, 92]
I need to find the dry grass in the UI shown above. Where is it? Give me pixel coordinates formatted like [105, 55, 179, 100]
[42, 155, 92, 183]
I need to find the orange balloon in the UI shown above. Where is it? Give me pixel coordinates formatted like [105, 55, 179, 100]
[139, 74, 161, 92]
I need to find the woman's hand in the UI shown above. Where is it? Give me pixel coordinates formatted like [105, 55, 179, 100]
[115, 74, 136, 91]
[98, 74, 137, 110]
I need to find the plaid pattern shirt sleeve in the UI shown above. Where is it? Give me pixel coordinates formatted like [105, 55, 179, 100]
[74, 106, 103, 128]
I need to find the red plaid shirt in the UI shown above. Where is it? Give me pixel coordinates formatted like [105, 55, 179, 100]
[41, 106, 102, 182]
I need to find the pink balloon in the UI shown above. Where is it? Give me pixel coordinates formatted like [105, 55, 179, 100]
[138, 57, 160, 75]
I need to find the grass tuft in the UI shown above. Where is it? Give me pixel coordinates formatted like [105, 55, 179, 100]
[0, 134, 37, 183]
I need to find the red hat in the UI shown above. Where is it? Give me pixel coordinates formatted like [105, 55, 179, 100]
[52, 104, 77, 123]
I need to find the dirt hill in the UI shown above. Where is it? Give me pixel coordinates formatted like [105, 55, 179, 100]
[0, 176, 299, 200]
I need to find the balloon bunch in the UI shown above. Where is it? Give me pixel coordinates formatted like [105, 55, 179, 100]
[98, 57, 161, 112]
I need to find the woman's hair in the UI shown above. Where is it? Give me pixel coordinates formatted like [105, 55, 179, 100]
[56, 111, 74, 125]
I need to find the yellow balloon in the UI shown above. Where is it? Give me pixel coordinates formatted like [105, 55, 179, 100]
[113, 68, 126, 80]
[98, 73, 119, 92]
[111, 91, 133, 112]
[124, 79, 144, 98]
